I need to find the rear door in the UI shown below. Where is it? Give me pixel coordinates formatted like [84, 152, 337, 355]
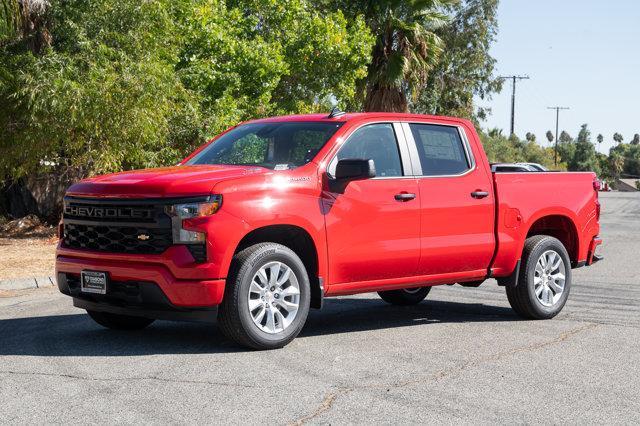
[323, 122, 421, 285]
[402, 122, 495, 277]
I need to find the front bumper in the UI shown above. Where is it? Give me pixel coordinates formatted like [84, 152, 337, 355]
[57, 273, 218, 321]
[56, 246, 226, 309]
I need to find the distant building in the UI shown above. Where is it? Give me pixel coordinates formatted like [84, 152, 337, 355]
[615, 178, 639, 192]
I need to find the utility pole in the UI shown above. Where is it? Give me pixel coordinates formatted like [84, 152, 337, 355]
[499, 75, 530, 136]
[547, 106, 570, 166]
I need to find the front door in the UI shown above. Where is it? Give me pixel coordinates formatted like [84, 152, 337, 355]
[323, 123, 421, 287]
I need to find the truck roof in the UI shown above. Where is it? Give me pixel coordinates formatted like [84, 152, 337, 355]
[247, 112, 470, 126]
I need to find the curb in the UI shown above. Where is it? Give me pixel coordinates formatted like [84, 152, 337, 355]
[0, 275, 55, 291]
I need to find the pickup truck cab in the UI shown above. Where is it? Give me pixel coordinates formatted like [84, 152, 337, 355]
[56, 112, 603, 349]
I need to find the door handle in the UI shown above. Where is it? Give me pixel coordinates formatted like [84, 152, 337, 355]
[471, 190, 489, 199]
[394, 192, 416, 202]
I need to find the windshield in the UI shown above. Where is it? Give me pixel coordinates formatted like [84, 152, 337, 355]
[186, 121, 344, 170]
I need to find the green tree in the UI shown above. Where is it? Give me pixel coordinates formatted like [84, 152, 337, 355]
[323, 0, 452, 112]
[621, 143, 640, 176]
[1, 0, 197, 177]
[412, 0, 502, 121]
[176, 0, 373, 131]
[631, 134, 640, 145]
[0, 0, 374, 180]
[596, 153, 612, 180]
[479, 128, 556, 170]
[559, 131, 572, 143]
[556, 131, 575, 165]
[568, 124, 600, 175]
[609, 151, 624, 179]
[480, 128, 517, 163]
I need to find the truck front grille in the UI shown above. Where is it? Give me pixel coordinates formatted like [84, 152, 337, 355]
[63, 223, 172, 254]
[62, 197, 174, 255]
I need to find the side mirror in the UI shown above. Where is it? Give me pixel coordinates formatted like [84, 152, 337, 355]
[328, 159, 376, 193]
[334, 158, 376, 181]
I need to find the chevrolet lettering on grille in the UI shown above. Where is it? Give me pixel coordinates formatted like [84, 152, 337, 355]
[64, 205, 153, 220]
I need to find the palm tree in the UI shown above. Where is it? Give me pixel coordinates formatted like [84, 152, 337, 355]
[613, 132, 624, 145]
[360, 0, 451, 112]
[525, 132, 536, 143]
[596, 133, 604, 154]
[546, 130, 554, 144]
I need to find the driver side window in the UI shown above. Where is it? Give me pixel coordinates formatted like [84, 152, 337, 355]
[333, 123, 403, 177]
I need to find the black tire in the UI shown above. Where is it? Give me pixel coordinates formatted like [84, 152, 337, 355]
[86, 310, 155, 330]
[506, 235, 572, 319]
[218, 243, 311, 350]
[378, 286, 431, 306]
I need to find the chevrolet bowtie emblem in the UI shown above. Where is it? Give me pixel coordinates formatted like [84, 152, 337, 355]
[137, 234, 150, 241]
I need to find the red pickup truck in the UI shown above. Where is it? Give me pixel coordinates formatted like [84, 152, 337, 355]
[56, 111, 602, 349]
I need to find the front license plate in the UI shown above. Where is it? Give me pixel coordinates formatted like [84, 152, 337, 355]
[81, 270, 108, 295]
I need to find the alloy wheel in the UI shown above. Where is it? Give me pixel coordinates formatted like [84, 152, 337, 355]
[534, 249, 566, 307]
[247, 261, 301, 334]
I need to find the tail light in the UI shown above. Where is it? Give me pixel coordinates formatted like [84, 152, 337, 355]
[593, 178, 601, 220]
[593, 178, 601, 221]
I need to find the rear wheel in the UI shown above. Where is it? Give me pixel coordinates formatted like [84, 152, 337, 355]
[218, 243, 310, 350]
[86, 310, 155, 330]
[378, 286, 431, 306]
[506, 235, 572, 319]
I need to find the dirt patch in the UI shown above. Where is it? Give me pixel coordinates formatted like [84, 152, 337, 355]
[0, 237, 57, 280]
[0, 216, 57, 280]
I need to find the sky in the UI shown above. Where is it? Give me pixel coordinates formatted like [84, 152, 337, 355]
[477, 0, 640, 153]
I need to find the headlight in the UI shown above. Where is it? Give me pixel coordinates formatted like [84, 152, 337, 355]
[165, 195, 222, 244]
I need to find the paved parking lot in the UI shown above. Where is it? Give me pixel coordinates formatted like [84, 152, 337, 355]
[1, 191, 639, 424]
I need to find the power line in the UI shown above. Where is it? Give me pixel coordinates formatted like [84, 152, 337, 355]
[547, 106, 570, 166]
[499, 75, 530, 136]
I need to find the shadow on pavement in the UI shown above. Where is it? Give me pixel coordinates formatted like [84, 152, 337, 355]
[0, 297, 517, 356]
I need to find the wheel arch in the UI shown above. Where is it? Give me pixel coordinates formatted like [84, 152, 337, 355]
[232, 224, 323, 309]
[525, 214, 579, 264]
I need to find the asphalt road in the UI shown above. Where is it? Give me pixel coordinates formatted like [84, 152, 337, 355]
[1, 192, 639, 424]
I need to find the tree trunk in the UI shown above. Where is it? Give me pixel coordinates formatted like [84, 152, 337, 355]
[18, 0, 51, 54]
[0, 167, 84, 223]
[363, 84, 408, 112]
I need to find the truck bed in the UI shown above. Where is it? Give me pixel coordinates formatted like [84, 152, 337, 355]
[490, 171, 600, 276]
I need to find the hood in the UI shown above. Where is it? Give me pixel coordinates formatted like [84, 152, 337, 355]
[66, 165, 269, 198]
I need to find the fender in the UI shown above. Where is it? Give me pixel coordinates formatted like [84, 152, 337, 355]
[211, 166, 328, 281]
[492, 206, 583, 277]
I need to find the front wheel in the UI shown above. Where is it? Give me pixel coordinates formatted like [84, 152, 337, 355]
[86, 310, 155, 330]
[218, 243, 311, 350]
[378, 286, 431, 306]
[506, 235, 572, 319]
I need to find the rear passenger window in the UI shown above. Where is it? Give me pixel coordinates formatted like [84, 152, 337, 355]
[409, 124, 471, 176]
[335, 123, 403, 177]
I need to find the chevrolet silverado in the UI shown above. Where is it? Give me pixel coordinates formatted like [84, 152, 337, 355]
[56, 111, 603, 349]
